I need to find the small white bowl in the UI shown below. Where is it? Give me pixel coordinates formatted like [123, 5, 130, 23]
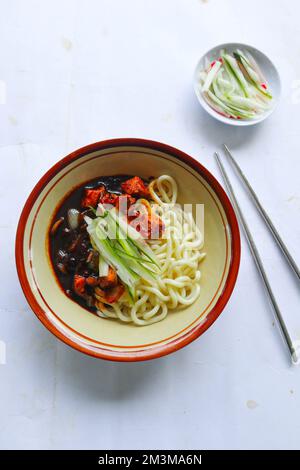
[194, 42, 281, 126]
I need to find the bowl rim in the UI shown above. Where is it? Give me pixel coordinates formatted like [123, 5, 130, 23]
[15, 138, 241, 362]
[194, 41, 281, 127]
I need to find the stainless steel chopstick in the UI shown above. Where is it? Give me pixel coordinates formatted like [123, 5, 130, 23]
[223, 144, 300, 281]
[214, 151, 298, 364]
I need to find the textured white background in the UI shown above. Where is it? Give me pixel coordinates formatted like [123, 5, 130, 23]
[1, 0, 300, 450]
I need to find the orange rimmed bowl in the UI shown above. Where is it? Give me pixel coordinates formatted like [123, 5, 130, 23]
[15, 139, 241, 362]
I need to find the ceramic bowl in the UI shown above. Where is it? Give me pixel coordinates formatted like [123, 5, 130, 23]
[194, 42, 281, 126]
[15, 139, 240, 361]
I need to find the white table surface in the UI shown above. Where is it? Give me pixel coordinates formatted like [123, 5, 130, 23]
[1, 0, 300, 450]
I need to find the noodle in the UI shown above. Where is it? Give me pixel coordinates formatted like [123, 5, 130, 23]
[95, 175, 205, 326]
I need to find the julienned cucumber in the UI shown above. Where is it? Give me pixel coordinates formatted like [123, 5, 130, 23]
[85, 209, 160, 300]
[234, 52, 272, 100]
[199, 49, 273, 120]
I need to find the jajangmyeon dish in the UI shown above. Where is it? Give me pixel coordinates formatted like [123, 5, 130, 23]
[49, 175, 205, 326]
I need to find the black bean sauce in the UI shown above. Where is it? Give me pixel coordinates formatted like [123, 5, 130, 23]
[48, 175, 133, 313]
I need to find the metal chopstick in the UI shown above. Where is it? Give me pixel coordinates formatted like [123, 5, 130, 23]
[223, 144, 300, 281]
[214, 151, 298, 364]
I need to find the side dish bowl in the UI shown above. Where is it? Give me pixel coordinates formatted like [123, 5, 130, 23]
[15, 139, 241, 361]
[194, 42, 281, 126]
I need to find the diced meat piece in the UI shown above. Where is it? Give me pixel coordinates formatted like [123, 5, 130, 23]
[81, 186, 106, 208]
[86, 276, 99, 287]
[116, 194, 136, 214]
[129, 213, 149, 238]
[105, 284, 125, 304]
[130, 212, 164, 239]
[121, 176, 150, 198]
[73, 274, 86, 297]
[98, 266, 118, 289]
[99, 191, 134, 209]
[127, 199, 150, 219]
[99, 192, 119, 206]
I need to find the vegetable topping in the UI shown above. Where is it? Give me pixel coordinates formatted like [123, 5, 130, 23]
[198, 49, 273, 120]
